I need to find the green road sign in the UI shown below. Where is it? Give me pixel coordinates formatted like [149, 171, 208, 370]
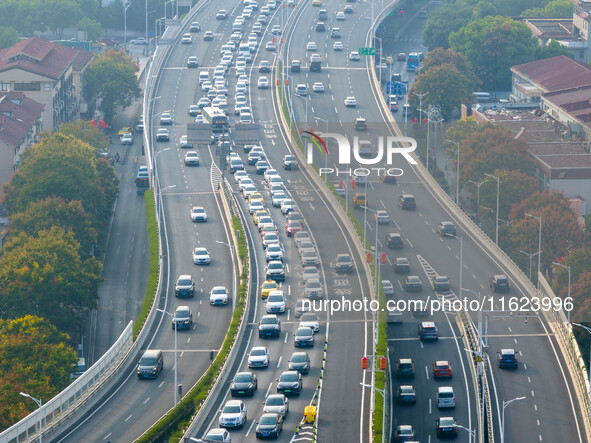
[359, 47, 376, 56]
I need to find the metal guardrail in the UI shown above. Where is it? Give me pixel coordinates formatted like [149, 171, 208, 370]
[0, 321, 133, 443]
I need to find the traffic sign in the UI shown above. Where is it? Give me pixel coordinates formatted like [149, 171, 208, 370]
[359, 47, 376, 56]
[475, 355, 483, 362]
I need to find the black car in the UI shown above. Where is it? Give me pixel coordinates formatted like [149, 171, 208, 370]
[315, 22, 326, 32]
[277, 370, 302, 396]
[288, 351, 310, 374]
[354, 117, 367, 130]
[418, 321, 438, 341]
[283, 154, 298, 170]
[259, 314, 281, 338]
[395, 358, 415, 377]
[156, 128, 170, 142]
[498, 348, 518, 368]
[386, 233, 403, 249]
[256, 413, 283, 439]
[259, 60, 271, 72]
[437, 221, 457, 237]
[436, 417, 457, 437]
[290, 60, 301, 72]
[396, 385, 416, 404]
[256, 160, 270, 175]
[335, 253, 353, 273]
[404, 275, 423, 292]
[294, 326, 314, 347]
[231, 371, 258, 397]
[433, 275, 450, 291]
[394, 257, 410, 273]
[490, 274, 510, 293]
[330, 27, 341, 38]
[398, 194, 416, 209]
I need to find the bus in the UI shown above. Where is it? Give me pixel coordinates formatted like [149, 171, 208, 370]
[407, 52, 420, 71]
[202, 107, 229, 134]
[473, 92, 491, 103]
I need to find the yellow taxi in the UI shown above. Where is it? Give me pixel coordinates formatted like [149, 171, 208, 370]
[260, 280, 279, 299]
[248, 192, 264, 204]
[385, 56, 394, 65]
[312, 0, 322, 5]
[253, 209, 269, 224]
[118, 127, 133, 136]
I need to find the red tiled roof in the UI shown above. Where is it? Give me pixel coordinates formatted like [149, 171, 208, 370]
[0, 90, 44, 147]
[72, 48, 94, 71]
[0, 36, 77, 80]
[511, 56, 591, 93]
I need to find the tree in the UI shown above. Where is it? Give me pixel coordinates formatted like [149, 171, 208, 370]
[0, 227, 102, 330]
[77, 16, 101, 41]
[449, 16, 538, 90]
[444, 118, 496, 145]
[522, 0, 572, 16]
[43, 0, 82, 39]
[535, 40, 572, 60]
[0, 25, 17, 50]
[422, 48, 480, 92]
[476, 169, 538, 221]
[493, 0, 554, 16]
[508, 191, 584, 273]
[422, 3, 474, 50]
[57, 120, 109, 153]
[83, 50, 140, 123]
[0, 315, 77, 431]
[9, 196, 97, 257]
[458, 128, 536, 184]
[552, 249, 591, 298]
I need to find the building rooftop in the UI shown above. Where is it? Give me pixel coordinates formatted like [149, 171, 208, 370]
[524, 19, 575, 40]
[544, 84, 591, 122]
[0, 90, 44, 147]
[511, 56, 591, 93]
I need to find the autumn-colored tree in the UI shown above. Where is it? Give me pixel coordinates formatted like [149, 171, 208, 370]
[83, 50, 140, 123]
[0, 315, 76, 431]
[457, 128, 536, 185]
[508, 192, 584, 274]
[552, 249, 591, 298]
[444, 118, 497, 146]
[571, 271, 591, 322]
[9, 196, 97, 257]
[56, 120, 109, 153]
[476, 169, 538, 221]
[449, 16, 538, 89]
[421, 48, 480, 92]
[0, 226, 102, 330]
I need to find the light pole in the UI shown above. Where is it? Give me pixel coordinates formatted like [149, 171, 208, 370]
[501, 396, 526, 443]
[314, 117, 329, 183]
[360, 383, 385, 443]
[525, 213, 542, 288]
[157, 308, 178, 406]
[445, 140, 460, 204]
[20, 392, 42, 442]
[217, 240, 237, 311]
[456, 424, 476, 443]
[552, 261, 571, 322]
[572, 322, 591, 418]
[520, 250, 541, 281]
[468, 177, 488, 226]
[124, 2, 131, 52]
[412, 91, 428, 126]
[484, 173, 500, 245]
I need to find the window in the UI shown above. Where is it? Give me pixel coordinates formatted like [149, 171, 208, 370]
[14, 82, 41, 92]
[0, 82, 9, 91]
[44, 82, 51, 91]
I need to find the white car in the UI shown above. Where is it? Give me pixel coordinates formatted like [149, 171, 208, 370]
[266, 41, 276, 51]
[272, 192, 288, 207]
[249, 200, 265, 214]
[269, 183, 284, 195]
[210, 286, 229, 305]
[262, 232, 280, 248]
[234, 170, 249, 183]
[268, 176, 284, 187]
[243, 7, 253, 18]
[248, 346, 270, 368]
[190, 206, 208, 222]
[236, 82, 248, 93]
[201, 80, 213, 91]
[294, 231, 311, 248]
[333, 41, 343, 51]
[305, 278, 324, 298]
[301, 266, 320, 283]
[281, 199, 294, 214]
[306, 41, 317, 51]
[204, 429, 231, 442]
[266, 291, 286, 313]
[242, 184, 257, 198]
[301, 249, 320, 266]
[192, 247, 210, 265]
[159, 111, 173, 124]
[181, 33, 192, 44]
[344, 96, 357, 107]
[238, 178, 255, 191]
[272, 24, 281, 34]
[349, 51, 360, 61]
[375, 210, 390, 223]
[336, 11, 345, 20]
[264, 168, 279, 181]
[238, 74, 249, 85]
[266, 244, 284, 261]
[258, 76, 269, 88]
[382, 280, 394, 295]
[219, 400, 247, 428]
[299, 312, 320, 332]
[313, 82, 325, 93]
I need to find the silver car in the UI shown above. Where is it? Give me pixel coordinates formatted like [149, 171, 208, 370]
[301, 249, 319, 266]
[305, 278, 323, 298]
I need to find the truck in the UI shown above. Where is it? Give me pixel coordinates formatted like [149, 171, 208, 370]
[352, 193, 367, 207]
[407, 52, 420, 71]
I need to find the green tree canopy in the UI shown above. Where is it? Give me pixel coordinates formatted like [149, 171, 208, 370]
[44, 0, 82, 39]
[522, 0, 572, 16]
[76, 16, 101, 41]
[444, 118, 497, 145]
[9, 196, 97, 257]
[508, 191, 584, 273]
[83, 50, 140, 123]
[422, 48, 480, 92]
[0, 315, 76, 430]
[57, 120, 109, 153]
[0, 227, 102, 329]
[422, 2, 474, 50]
[535, 40, 572, 60]
[0, 25, 17, 50]
[449, 16, 538, 89]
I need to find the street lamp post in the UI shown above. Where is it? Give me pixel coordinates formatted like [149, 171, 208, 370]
[501, 396, 526, 443]
[360, 383, 385, 443]
[484, 173, 499, 245]
[20, 392, 42, 442]
[468, 178, 488, 225]
[525, 213, 542, 288]
[553, 262, 571, 322]
[124, 2, 131, 52]
[217, 240, 237, 311]
[445, 140, 460, 204]
[456, 424, 476, 443]
[412, 91, 428, 126]
[157, 308, 178, 406]
[520, 250, 541, 281]
[572, 322, 591, 418]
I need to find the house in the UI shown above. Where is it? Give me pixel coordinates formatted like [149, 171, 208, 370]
[0, 90, 44, 198]
[0, 37, 93, 132]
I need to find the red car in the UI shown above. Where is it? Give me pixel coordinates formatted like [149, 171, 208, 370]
[285, 220, 302, 237]
[433, 360, 452, 378]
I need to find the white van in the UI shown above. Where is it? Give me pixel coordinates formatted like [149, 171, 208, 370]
[437, 386, 455, 408]
[199, 71, 210, 84]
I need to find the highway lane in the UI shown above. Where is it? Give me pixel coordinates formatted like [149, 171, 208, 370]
[61, 1, 244, 441]
[284, 0, 579, 441]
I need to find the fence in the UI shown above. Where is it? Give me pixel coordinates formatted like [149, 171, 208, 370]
[0, 321, 133, 443]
